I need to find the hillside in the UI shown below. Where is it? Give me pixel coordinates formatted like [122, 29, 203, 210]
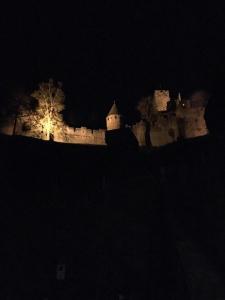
[1, 134, 225, 299]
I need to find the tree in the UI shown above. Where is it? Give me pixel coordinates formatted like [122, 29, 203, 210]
[30, 79, 65, 141]
[0, 87, 37, 135]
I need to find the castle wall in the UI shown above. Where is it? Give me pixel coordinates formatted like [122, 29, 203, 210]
[132, 121, 146, 146]
[150, 113, 179, 147]
[183, 108, 208, 138]
[0, 119, 14, 135]
[54, 126, 106, 145]
[0, 117, 41, 138]
[176, 104, 208, 139]
[1, 117, 107, 145]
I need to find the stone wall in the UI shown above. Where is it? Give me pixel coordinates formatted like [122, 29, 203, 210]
[0, 118, 106, 145]
[54, 126, 106, 145]
[182, 108, 208, 138]
[150, 112, 179, 147]
[132, 121, 146, 146]
[176, 102, 208, 139]
[0, 119, 14, 135]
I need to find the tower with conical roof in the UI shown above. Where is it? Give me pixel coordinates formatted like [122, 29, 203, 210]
[106, 101, 123, 130]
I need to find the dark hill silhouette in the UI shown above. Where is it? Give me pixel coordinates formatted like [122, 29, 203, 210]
[2, 131, 225, 299]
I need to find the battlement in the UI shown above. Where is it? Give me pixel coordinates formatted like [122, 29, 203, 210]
[54, 126, 106, 145]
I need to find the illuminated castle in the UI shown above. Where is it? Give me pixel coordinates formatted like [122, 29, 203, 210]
[0, 90, 208, 147]
[136, 90, 208, 147]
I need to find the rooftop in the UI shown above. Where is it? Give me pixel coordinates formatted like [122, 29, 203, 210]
[107, 101, 119, 116]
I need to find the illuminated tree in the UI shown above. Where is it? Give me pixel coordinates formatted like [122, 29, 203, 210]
[31, 79, 65, 141]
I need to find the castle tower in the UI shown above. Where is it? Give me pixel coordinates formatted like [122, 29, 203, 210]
[153, 90, 170, 111]
[106, 101, 123, 131]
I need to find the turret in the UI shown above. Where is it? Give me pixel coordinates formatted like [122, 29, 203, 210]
[153, 90, 170, 111]
[106, 101, 123, 131]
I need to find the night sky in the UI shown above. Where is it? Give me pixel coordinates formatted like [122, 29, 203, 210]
[1, 2, 225, 125]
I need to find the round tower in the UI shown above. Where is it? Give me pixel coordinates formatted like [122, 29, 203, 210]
[106, 101, 123, 131]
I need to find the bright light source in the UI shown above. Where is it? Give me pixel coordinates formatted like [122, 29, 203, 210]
[42, 117, 53, 140]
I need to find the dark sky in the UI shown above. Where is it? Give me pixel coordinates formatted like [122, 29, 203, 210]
[1, 1, 225, 125]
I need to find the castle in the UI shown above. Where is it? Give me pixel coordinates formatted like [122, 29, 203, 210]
[0, 90, 208, 147]
[146, 90, 208, 146]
